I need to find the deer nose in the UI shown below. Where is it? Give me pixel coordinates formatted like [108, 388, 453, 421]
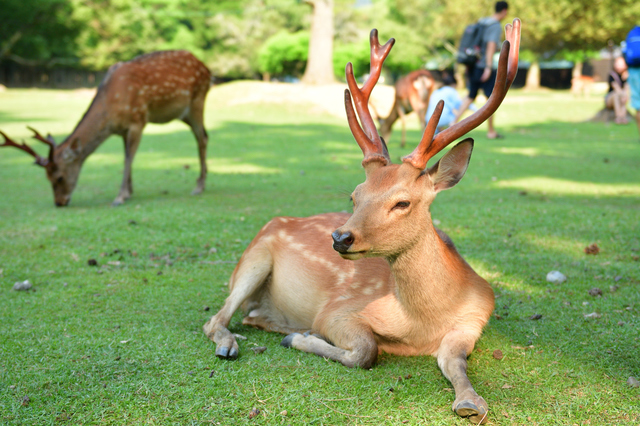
[332, 230, 355, 253]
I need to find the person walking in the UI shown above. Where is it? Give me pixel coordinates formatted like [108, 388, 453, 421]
[624, 25, 640, 138]
[454, 1, 509, 139]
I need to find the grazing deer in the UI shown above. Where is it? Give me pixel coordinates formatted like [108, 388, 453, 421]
[204, 20, 520, 424]
[376, 69, 436, 148]
[0, 50, 211, 206]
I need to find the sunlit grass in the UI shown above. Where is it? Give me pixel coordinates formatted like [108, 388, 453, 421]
[497, 176, 640, 196]
[0, 84, 639, 425]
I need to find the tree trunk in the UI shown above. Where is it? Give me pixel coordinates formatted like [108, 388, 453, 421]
[525, 61, 540, 90]
[302, 0, 335, 85]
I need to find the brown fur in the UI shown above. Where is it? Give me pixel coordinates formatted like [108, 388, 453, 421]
[204, 146, 494, 421]
[2, 50, 211, 206]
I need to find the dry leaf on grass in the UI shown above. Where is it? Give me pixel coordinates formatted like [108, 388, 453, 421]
[584, 243, 600, 255]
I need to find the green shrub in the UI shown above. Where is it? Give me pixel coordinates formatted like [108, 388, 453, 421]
[257, 30, 309, 78]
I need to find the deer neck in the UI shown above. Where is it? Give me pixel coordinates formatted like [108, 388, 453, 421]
[387, 221, 458, 317]
[60, 92, 113, 162]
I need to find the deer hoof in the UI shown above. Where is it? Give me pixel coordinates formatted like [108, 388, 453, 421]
[454, 399, 488, 424]
[215, 346, 238, 360]
[280, 333, 301, 348]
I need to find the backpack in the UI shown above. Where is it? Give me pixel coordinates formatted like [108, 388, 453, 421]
[624, 26, 640, 67]
[456, 21, 486, 66]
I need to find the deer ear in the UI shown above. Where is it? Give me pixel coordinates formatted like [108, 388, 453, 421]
[427, 138, 473, 192]
[61, 138, 81, 161]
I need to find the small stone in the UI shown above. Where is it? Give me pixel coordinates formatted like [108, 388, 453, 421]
[614, 276, 622, 282]
[588, 287, 602, 297]
[203, 306, 210, 311]
[609, 285, 619, 292]
[529, 314, 543, 321]
[493, 349, 504, 360]
[249, 408, 260, 419]
[627, 377, 640, 388]
[87, 259, 98, 266]
[546, 271, 566, 284]
[12, 280, 32, 291]
[280, 410, 288, 416]
[250, 346, 267, 354]
[584, 312, 601, 319]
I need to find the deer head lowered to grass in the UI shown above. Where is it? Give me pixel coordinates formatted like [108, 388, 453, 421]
[0, 50, 211, 206]
[376, 69, 436, 148]
[204, 20, 520, 424]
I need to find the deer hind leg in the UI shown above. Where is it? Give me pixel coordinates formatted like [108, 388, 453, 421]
[184, 99, 208, 195]
[113, 125, 143, 206]
[203, 245, 273, 359]
[437, 330, 488, 424]
[281, 321, 378, 369]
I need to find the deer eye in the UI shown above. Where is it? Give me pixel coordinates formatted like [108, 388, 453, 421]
[392, 201, 410, 210]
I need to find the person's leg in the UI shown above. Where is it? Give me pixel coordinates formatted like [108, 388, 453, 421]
[612, 92, 628, 124]
[455, 66, 480, 123]
[627, 68, 640, 138]
[483, 70, 499, 138]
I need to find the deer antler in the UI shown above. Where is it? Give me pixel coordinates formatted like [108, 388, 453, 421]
[345, 29, 395, 167]
[0, 130, 50, 166]
[403, 18, 521, 170]
[27, 126, 56, 164]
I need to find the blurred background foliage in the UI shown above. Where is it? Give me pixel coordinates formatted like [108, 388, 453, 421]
[1, 0, 639, 80]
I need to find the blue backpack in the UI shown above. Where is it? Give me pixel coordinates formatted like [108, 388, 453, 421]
[625, 26, 640, 67]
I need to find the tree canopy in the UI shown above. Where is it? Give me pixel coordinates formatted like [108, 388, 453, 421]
[2, 0, 637, 79]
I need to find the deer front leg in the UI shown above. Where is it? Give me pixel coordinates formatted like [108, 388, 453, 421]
[280, 323, 378, 369]
[437, 331, 488, 424]
[113, 126, 143, 206]
[203, 246, 272, 359]
[184, 100, 208, 195]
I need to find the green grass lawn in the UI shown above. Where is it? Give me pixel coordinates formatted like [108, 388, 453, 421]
[0, 83, 639, 425]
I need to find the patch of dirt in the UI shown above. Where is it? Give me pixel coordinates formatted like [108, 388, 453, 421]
[210, 80, 397, 119]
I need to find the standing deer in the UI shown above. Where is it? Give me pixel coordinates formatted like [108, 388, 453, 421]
[0, 50, 211, 206]
[377, 69, 436, 148]
[204, 20, 520, 424]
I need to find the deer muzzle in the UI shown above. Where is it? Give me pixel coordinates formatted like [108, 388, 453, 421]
[332, 230, 355, 254]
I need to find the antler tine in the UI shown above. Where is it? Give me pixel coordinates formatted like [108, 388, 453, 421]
[345, 29, 395, 165]
[0, 130, 49, 166]
[27, 126, 56, 164]
[403, 18, 521, 170]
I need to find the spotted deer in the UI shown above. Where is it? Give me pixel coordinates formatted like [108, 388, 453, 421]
[376, 69, 436, 148]
[0, 50, 211, 206]
[204, 20, 520, 423]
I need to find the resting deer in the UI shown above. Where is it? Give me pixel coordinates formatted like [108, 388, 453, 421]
[204, 20, 520, 423]
[376, 69, 436, 148]
[0, 50, 211, 206]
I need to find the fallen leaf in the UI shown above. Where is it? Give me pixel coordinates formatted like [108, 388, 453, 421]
[501, 384, 513, 389]
[584, 243, 600, 255]
[249, 408, 260, 419]
[529, 314, 543, 320]
[588, 287, 603, 297]
[584, 312, 601, 319]
[493, 350, 504, 360]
